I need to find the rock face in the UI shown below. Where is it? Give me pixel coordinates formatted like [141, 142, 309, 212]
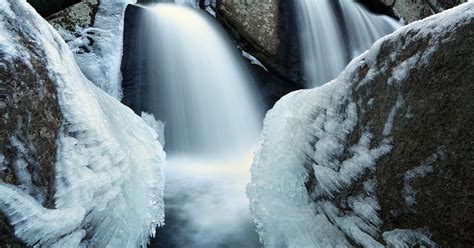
[373, 0, 468, 23]
[373, 12, 474, 247]
[217, 0, 279, 56]
[48, 0, 100, 31]
[26, 0, 80, 17]
[216, 0, 303, 86]
[247, 3, 473, 247]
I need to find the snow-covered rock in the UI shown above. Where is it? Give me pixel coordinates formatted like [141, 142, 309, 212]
[0, 0, 165, 247]
[247, 2, 474, 247]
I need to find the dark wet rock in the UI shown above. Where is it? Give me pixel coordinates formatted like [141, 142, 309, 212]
[245, 62, 300, 110]
[339, 10, 474, 246]
[334, 20, 472, 241]
[27, 0, 80, 17]
[121, 4, 144, 113]
[355, 0, 398, 18]
[371, 19, 474, 247]
[216, 0, 304, 88]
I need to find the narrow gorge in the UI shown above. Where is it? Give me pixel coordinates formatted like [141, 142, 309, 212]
[0, 0, 472, 247]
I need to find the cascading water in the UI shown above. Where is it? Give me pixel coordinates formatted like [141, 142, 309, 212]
[295, 0, 400, 87]
[134, 4, 261, 156]
[124, 3, 262, 248]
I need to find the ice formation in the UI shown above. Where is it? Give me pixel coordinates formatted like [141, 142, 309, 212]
[247, 2, 474, 247]
[403, 147, 445, 210]
[383, 229, 436, 247]
[141, 112, 166, 147]
[242, 50, 268, 71]
[0, 0, 165, 247]
[58, 0, 137, 99]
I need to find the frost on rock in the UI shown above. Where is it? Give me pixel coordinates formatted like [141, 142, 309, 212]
[0, 1, 165, 247]
[247, 2, 474, 247]
[57, 0, 137, 99]
[383, 229, 436, 248]
[402, 147, 445, 210]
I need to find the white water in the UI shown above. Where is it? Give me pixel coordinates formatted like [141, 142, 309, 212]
[138, 4, 262, 156]
[135, 4, 262, 247]
[295, 0, 400, 87]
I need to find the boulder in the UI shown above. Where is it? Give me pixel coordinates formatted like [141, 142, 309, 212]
[247, 3, 474, 247]
[47, 0, 100, 32]
[373, 0, 468, 23]
[216, 0, 303, 86]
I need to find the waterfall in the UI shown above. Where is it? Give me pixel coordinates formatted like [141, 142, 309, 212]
[295, 0, 400, 87]
[123, 3, 262, 247]
[132, 4, 262, 157]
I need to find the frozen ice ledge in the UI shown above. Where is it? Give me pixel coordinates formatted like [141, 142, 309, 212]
[0, 0, 165, 247]
[247, 2, 474, 248]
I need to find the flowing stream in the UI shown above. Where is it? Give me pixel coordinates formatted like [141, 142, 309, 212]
[122, 1, 402, 247]
[295, 0, 400, 87]
[126, 3, 262, 248]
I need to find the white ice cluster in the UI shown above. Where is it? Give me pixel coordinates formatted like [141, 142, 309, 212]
[242, 50, 268, 71]
[247, 2, 474, 247]
[58, 0, 137, 99]
[0, 0, 165, 247]
[141, 112, 166, 147]
[402, 147, 445, 210]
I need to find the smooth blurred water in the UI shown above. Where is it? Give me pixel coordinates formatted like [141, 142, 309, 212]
[295, 0, 400, 87]
[132, 4, 262, 248]
[135, 4, 263, 157]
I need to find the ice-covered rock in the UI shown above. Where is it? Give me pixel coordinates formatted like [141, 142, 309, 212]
[49, 0, 136, 99]
[0, 0, 165, 247]
[247, 2, 474, 247]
